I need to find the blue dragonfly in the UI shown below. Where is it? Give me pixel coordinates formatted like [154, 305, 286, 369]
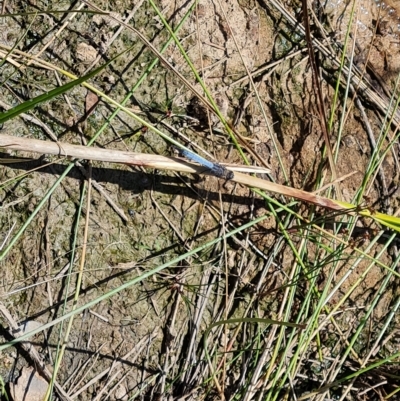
[176, 147, 234, 180]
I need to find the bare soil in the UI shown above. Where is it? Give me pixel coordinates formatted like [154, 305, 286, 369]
[1, 0, 400, 400]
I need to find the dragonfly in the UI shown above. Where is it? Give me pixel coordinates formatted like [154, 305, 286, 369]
[176, 148, 234, 180]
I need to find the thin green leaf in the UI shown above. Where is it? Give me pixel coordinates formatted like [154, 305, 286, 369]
[0, 46, 133, 125]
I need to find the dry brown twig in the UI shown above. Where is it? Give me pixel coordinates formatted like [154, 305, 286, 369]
[0, 133, 353, 212]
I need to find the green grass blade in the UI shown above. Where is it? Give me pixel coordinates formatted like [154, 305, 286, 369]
[0, 45, 134, 124]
